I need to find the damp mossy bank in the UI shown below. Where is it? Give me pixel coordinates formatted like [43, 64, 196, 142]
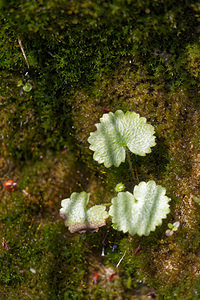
[0, 1, 200, 299]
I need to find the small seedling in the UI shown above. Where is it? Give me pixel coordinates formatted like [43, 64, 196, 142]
[17, 80, 23, 87]
[3, 180, 17, 191]
[115, 182, 125, 192]
[23, 82, 32, 92]
[165, 221, 180, 237]
[60, 110, 171, 237]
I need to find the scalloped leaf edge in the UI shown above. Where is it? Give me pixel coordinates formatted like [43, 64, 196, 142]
[109, 180, 170, 236]
[60, 192, 109, 233]
[88, 110, 156, 167]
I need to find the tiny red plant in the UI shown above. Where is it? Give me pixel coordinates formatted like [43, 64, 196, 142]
[92, 273, 99, 283]
[3, 180, 17, 191]
[2, 238, 10, 250]
[103, 108, 110, 113]
[109, 272, 117, 281]
[134, 245, 142, 256]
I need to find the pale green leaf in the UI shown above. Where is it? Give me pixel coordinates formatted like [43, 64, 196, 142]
[23, 82, 32, 92]
[17, 80, 23, 87]
[60, 192, 109, 233]
[88, 110, 156, 167]
[168, 223, 174, 229]
[193, 196, 200, 204]
[109, 181, 170, 236]
[115, 182, 125, 192]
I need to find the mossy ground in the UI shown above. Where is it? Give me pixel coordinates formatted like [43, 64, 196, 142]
[0, 1, 200, 299]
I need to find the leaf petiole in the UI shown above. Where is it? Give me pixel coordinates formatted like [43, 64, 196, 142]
[126, 148, 139, 184]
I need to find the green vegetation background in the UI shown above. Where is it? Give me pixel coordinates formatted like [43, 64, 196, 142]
[0, 0, 200, 299]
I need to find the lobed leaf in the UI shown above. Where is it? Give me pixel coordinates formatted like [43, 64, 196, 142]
[88, 110, 156, 167]
[60, 192, 109, 233]
[109, 181, 170, 236]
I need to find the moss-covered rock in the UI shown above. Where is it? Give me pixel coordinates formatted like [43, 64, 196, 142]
[0, 0, 200, 299]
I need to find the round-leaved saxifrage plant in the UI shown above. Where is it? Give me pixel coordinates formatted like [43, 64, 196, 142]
[60, 110, 171, 237]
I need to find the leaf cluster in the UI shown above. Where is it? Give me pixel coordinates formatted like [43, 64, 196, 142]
[60, 110, 171, 236]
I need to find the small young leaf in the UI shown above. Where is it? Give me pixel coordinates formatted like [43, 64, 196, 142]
[193, 196, 200, 204]
[172, 221, 180, 229]
[23, 82, 32, 92]
[165, 229, 174, 237]
[88, 110, 156, 167]
[168, 223, 174, 229]
[17, 80, 23, 87]
[60, 192, 109, 233]
[109, 181, 170, 236]
[115, 182, 125, 192]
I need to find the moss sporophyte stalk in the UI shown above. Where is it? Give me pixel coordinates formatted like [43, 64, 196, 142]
[60, 110, 171, 236]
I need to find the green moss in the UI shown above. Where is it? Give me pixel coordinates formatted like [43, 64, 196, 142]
[1, 0, 200, 298]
